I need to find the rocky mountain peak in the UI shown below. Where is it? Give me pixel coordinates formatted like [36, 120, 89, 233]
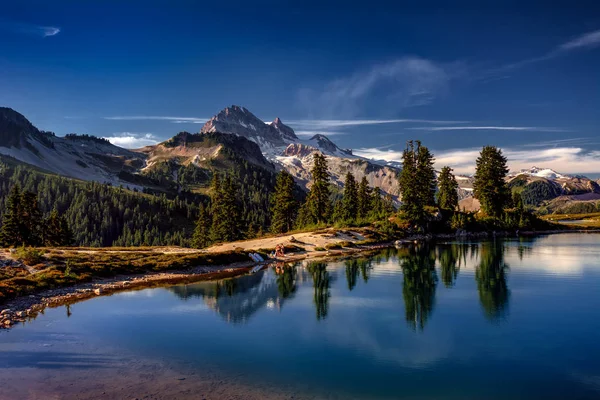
[271, 117, 297, 140]
[308, 134, 350, 156]
[200, 105, 297, 146]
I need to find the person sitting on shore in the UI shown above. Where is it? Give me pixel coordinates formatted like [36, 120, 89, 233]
[275, 244, 285, 258]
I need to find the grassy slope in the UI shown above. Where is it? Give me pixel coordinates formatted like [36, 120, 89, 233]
[0, 248, 253, 304]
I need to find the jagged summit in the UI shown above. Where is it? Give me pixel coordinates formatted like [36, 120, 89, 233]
[200, 105, 297, 145]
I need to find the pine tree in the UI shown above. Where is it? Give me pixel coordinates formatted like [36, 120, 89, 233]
[357, 176, 371, 219]
[473, 146, 510, 218]
[399, 141, 437, 224]
[0, 185, 23, 247]
[341, 172, 358, 222]
[19, 191, 43, 246]
[210, 173, 225, 242]
[192, 203, 212, 248]
[305, 153, 331, 224]
[399, 141, 423, 222]
[211, 173, 242, 242]
[44, 208, 63, 246]
[416, 143, 436, 207]
[270, 170, 298, 233]
[58, 213, 74, 246]
[437, 166, 459, 211]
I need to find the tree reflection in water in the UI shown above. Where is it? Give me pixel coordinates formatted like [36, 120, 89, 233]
[400, 245, 438, 331]
[276, 263, 298, 298]
[307, 261, 330, 321]
[345, 258, 374, 290]
[439, 243, 469, 288]
[475, 240, 510, 320]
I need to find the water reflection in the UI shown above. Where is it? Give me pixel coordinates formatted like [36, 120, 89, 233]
[168, 269, 286, 323]
[475, 241, 510, 320]
[164, 241, 519, 328]
[345, 258, 372, 290]
[276, 263, 298, 298]
[399, 245, 438, 331]
[307, 262, 331, 321]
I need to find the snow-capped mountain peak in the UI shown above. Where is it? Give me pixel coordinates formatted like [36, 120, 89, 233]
[511, 166, 569, 180]
[200, 105, 295, 145]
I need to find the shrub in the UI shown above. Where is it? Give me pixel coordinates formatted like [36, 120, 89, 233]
[15, 246, 44, 265]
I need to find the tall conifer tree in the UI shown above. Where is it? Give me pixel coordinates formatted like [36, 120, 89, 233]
[0, 185, 23, 247]
[271, 170, 298, 233]
[192, 203, 212, 248]
[305, 153, 331, 224]
[437, 166, 459, 211]
[357, 176, 371, 219]
[473, 146, 510, 218]
[341, 172, 358, 221]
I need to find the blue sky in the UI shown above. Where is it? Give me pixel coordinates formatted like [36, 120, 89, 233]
[2, 1, 600, 174]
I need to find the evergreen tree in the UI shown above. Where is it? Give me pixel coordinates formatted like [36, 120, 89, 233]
[437, 166, 459, 211]
[211, 174, 242, 243]
[58, 213, 74, 246]
[473, 146, 510, 218]
[20, 191, 43, 246]
[305, 153, 331, 224]
[357, 176, 371, 219]
[415, 143, 437, 207]
[341, 172, 358, 221]
[399, 141, 423, 223]
[270, 170, 298, 233]
[0, 184, 23, 247]
[44, 208, 66, 246]
[192, 203, 212, 248]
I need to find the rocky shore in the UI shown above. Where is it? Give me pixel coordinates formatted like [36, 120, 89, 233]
[0, 262, 257, 330]
[0, 243, 388, 330]
[3, 228, 597, 331]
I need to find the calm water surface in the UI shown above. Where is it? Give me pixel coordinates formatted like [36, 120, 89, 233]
[2, 233, 600, 399]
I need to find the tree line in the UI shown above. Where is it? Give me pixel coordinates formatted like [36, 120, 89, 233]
[397, 140, 536, 232]
[192, 152, 394, 248]
[0, 184, 73, 247]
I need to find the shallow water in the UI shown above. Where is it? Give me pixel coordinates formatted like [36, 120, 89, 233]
[2, 233, 600, 399]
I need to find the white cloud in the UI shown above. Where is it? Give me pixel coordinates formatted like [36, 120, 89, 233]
[356, 145, 600, 175]
[492, 28, 600, 73]
[41, 26, 60, 37]
[102, 132, 159, 148]
[104, 116, 209, 124]
[287, 118, 469, 130]
[1, 21, 61, 38]
[296, 57, 462, 117]
[559, 29, 600, 51]
[407, 126, 570, 133]
[294, 130, 346, 137]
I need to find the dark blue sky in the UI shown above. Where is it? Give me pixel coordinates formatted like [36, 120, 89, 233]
[2, 1, 600, 174]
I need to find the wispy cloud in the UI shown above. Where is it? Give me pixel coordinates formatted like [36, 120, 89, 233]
[287, 118, 469, 130]
[296, 57, 464, 118]
[559, 29, 600, 51]
[295, 130, 346, 137]
[1, 21, 61, 37]
[407, 126, 571, 133]
[493, 28, 600, 73]
[102, 132, 159, 148]
[104, 116, 209, 124]
[356, 145, 600, 175]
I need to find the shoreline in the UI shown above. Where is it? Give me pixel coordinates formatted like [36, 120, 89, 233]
[2, 228, 599, 330]
[0, 243, 388, 330]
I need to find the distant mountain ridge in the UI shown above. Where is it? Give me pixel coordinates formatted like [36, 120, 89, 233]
[2, 105, 599, 212]
[0, 107, 146, 187]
